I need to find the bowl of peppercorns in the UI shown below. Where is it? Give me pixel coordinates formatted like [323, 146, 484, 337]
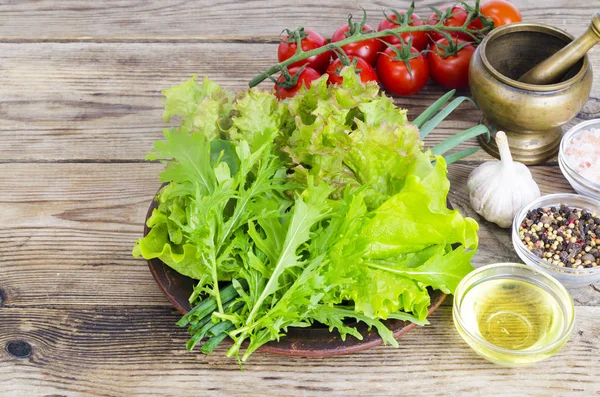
[512, 193, 600, 289]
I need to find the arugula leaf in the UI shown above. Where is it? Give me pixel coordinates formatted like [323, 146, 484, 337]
[241, 180, 332, 327]
[234, 255, 327, 361]
[310, 305, 426, 347]
[137, 124, 293, 313]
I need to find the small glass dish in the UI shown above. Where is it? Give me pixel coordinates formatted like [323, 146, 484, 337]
[558, 118, 600, 200]
[453, 263, 574, 367]
[512, 193, 600, 288]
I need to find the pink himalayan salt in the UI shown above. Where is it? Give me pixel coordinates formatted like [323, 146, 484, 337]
[565, 127, 600, 185]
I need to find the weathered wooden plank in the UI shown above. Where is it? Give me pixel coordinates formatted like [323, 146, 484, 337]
[0, 42, 482, 161]
[0, 306, 598, 397]
[0, 0, 595, 40]
[0, 41, 598, 162]
[0, 163, 166, 307]
[1, 163, 598, 308]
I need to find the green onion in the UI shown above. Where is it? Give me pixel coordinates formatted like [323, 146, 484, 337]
[201, 322, 236, 354]
[431, 124, 490, 157]
[443, 147, 480, 165]
[413, 89, 456, 129]
[177, 282, 241, 327]
[419, 96, 478, 139]
[186, 319, 219, 351]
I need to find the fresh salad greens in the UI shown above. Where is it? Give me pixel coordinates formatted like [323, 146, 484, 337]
[133, 68, 480, 361]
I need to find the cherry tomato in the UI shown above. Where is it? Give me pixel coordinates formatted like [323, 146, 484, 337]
[480, 0, 522, 27]
[377, 11, 429, 51]
[427, 38, 475, 89]
[331, 23, 384, 65]
[376, 45, 429, 96]
[468, 12, 485, 30]
[427, 5, 473, 42]
[277, 29, 331, 73]
[326, 57, 378, 86]
[274, 67, 322, 100]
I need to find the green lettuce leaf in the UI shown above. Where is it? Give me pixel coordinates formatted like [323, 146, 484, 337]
[322, 152, 477, 321]
[147, 128, 216, 193]
[132, 211, 203, 279]
[362, 153, 479, 258]
[227, 88, 290, 152]
[162, 75, 233, 140]
[343, 119, 422, 208]
[283, 67, 423, 208]
[365, 246, 476, 295]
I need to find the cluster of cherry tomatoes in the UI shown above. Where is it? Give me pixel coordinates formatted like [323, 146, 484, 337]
[274, 0, 522, 99]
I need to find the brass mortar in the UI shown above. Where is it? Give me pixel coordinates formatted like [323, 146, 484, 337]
[469, 23, 593, 164]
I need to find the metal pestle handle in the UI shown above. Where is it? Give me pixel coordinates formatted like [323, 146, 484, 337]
[519, 12, 600, 85]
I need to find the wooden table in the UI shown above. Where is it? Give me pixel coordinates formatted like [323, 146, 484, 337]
[1, 1, 598, 395]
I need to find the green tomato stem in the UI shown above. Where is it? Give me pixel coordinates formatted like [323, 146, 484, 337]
[248, 22, 491, 88]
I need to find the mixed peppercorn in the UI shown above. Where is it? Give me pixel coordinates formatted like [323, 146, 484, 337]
[519, 204, 600, 269]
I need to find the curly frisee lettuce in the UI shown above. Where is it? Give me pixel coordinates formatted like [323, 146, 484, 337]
[133, 68, 479, 361]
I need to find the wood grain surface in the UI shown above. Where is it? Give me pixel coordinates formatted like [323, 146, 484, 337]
[1, 306, 599, 396]
[0, 0, 596, 40]
[1, 0, 599, 396]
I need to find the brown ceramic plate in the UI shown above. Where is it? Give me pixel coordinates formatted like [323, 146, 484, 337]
[144, 187, 447, 357]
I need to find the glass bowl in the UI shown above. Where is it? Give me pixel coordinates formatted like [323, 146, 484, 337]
[558, 118, 600, 200]
[453, 263, 574, 367]
[512, 193, 600, 288]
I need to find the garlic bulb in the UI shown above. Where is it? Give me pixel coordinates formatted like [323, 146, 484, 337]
[467, 131, 540, 228]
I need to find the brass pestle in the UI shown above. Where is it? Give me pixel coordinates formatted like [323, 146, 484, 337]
[519, 12, 600, 85]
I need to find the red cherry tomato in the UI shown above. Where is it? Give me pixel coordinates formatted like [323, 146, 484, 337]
[480, 0, 522, 27]
[427, 5, 472, 42]
[377, 11, 429, 51]
[331, 24, 384, 65]
[468, 13, 485, 30]
[376, 46, 429, 96]
[277, 29, 331, 73]
[274, 67, 322, 100]
[427, 38, 475, 89]
[326, 57, 378, 86]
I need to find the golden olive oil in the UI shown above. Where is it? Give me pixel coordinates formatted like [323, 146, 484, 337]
[459, 278, 566, 352]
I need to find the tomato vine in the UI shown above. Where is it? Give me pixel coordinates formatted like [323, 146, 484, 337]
[249, 1, 493, 88]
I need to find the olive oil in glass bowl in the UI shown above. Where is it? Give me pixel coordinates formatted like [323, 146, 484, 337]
[453, 263, 574, 366]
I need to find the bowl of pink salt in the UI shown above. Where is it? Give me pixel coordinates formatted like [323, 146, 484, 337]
[559, 119, 600, 200]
